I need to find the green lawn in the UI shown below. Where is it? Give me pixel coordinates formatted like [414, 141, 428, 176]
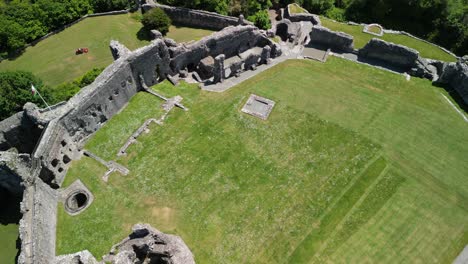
[0, 14, 214, 87]
[57, 58, 467, 263]
[166, 25, 215, 43]
[289, 4, 308, 14]
[320, 17, 457, 62]
[0, 224, 19, 263]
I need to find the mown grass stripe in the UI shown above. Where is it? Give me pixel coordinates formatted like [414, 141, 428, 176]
[314, 168, 406, 262]
[288, 156, 388, 263]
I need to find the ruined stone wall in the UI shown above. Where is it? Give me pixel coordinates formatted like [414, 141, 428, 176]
[33, 40, 171, 186]
[0, 21, 283, 264]
[170, 25, 274, 73]
[18, 176, 58, 264]
[358, 38, 419, 69]
[142, 2, 243, 30]
[309, 26, 354, 52]
[0, 112, 43, 154]
[437, 56, 468, 104]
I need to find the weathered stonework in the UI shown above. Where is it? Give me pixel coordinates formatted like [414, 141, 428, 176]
[358, 38, 419, 69]
[436, 56, 468, 104]
[60, 179, 94, 216]
[103, 224, 195, 264]
[213, 54, 225, 83]
[241, 94, 276, 120]
[309, 26, 354, 52]
[110, 40, 131, 60]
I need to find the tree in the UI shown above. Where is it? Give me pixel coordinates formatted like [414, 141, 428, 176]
[302, 0, 335, 14]
[141, 8, 172, 35]
[248, 9, 272, 29]
[0, 71, 52, 120]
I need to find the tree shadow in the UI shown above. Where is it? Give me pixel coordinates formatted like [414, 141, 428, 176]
[0, 187, 22, 264]
[0, 49, 26, 63]
[136, 27, 152, 41]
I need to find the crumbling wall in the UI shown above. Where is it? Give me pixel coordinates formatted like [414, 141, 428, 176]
[170, 25, 275, 74]
[33, 40, 172, 186]
[309, 26, 354, 52]
[437, 56, 468, 104]
[142, 2, 248, 30]
[0, 111, 43, 154]
[18, 176, 58, 264]
[0, 152, 31, 197]
[358, 38, 419, 69]
[1, 21, 284, 264]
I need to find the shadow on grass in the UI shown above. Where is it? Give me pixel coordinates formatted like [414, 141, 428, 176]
[0, 187, 22, 264]
[0, 187, 22, 225]
[136, 27, 152, 41]
[433, 82, 468, 114]
[0, 49, 26, 63]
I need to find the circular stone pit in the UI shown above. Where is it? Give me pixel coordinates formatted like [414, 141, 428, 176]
[65, 191, 89, 214]
[60, 179, 94, 216]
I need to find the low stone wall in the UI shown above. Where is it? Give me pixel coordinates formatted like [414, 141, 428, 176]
[309, 26, 354, 52]
[358, 38, 419, 69]
[142, 1, 249, 30]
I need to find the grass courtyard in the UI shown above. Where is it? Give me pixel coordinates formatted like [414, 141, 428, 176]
[0, 14, 214, 87]
[57, 57, 467, 263]
[320, 17, 458, 62]
[0, 224, 18, 263]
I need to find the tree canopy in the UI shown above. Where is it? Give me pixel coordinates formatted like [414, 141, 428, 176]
[0, 0, 135, 59]
[0, 71, 51, 120]
[142, 8, 172, 35]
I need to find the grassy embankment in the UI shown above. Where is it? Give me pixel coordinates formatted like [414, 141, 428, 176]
[320, 17, 458, 62]
[57, 57, 467, 263]
[289, 4, 308, 14]
[0, 14, 214, 86]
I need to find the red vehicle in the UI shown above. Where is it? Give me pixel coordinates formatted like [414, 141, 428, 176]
[75, 48, 89, 55]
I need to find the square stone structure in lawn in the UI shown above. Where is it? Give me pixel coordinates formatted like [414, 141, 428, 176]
[241, 94, 276, 120]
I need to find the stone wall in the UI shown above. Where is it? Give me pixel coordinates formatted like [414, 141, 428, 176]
[142, 1, 250, 30]
[0, 111, 44, 154]
[358, 38, 419, 69]
[0, 22, 280, 263]
[437, 56, 468, 104]
[33, 39, 172, 186]
[309, 26, 354, 52]
[169, 25, 276, 74]
[18, 176, 58, 264]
